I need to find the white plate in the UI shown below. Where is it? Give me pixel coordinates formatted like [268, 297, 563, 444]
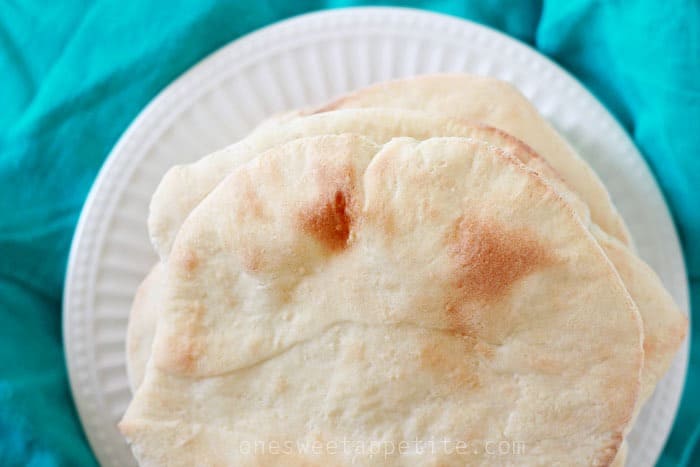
[63, 7, 689, 466]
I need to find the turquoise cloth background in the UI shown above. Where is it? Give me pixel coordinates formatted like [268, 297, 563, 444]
[1, 1, 698, 465]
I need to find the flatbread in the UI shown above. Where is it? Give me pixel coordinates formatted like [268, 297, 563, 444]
[148, 108, 586, 260]
[121, 135, 643, 466]
[611, 440, 628, 467]
[591, 228, 687, 401]
[137, 109, 685, 402]
[126, 264, 162, 391]
[306, 74, 632, 246]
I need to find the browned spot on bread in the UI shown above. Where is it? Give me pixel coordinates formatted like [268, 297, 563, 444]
[419, 339, 480, 389]
[444, 303, 480, 338]
[593, 431, 624, 467]
[182, 250, 199, 273]
[166, 334, 202, 375]
[242, 246, 263, 273]
[643, 334, 659, 357]
[160, 301, 205, 374]
[240, 171, 267, 220]
[529, 355, 567, 375]
[443, 216, 552, 340]
[299, 163, 357, 252]
[448, 215, 551, 303]
[473, 340, 495, 359]
[301, 190, 352, 251]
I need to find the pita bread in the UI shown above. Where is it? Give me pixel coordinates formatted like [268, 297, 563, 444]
[138, 109, 685, 402]
[121, 135, 642, 466]
[148, 109, 585, 260]
[610, 440, 628, 467]
[305, 74, 632, 247]
[126, 264, 162, 391]
[590, 228, 687, 401]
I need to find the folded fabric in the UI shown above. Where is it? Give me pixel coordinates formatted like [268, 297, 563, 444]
[0, 1, 697, 466]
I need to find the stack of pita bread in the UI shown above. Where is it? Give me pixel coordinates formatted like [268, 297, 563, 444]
[119, 75, 687, 466]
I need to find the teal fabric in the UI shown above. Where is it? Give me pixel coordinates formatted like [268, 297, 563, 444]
[0, 1, 698, 465]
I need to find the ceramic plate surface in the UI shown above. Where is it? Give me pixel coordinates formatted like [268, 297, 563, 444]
[64, 7, 689, 466]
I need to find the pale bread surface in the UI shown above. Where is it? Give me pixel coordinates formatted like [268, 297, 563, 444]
[308, 74, 632, 246]
[126, 264, 161, 391]
[121, 135, 643, 466]
[136, 109, 685, 402]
